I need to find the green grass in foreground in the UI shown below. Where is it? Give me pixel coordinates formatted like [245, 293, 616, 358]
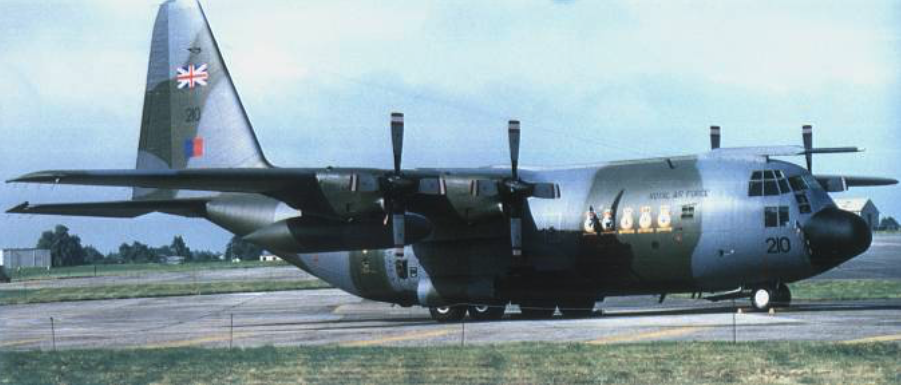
[1, 342, 898, 385]
[791, 279, 901, 301]
[10, 261, 289, 281]
[0, 279, 330, 305]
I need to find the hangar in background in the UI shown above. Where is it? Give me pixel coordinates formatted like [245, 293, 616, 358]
[835, 198, 880, 231]
[0, 248, 51, 269]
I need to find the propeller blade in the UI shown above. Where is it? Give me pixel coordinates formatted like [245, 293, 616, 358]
[392, 212, 405, 257]
[508, 120, 520, 180]
[391, 112, 404, 175]
[710, 125, 721, 150]
[803, 124, 813, 171]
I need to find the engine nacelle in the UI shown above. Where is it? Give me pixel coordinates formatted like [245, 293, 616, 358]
[242, 214, 433, 253]
[316, 169, 384, 220]
[441, 175, 505, 223]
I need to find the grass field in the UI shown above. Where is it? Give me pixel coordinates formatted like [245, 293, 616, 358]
[791, 279, 901, 301]
[9, 261, 289, 281]
[0, 342, 898, 384]
[0, 279, 330, 305]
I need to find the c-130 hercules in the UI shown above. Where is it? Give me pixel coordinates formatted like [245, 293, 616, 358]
[8, 0, 898, 322]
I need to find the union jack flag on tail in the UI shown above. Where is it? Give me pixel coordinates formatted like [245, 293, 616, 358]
[176, 63, 208, 89]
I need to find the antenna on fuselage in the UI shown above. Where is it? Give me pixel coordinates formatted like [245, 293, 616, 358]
[710, 125, 721, 150]
[803, 124, 813, 171]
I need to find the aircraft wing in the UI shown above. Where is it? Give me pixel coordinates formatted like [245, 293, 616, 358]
[813, 174, 899, 192]
[6, 198, 209, 218]
[6, 167, 514, 221]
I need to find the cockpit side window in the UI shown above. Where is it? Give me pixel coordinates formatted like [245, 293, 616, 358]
[788, 175, 807, 191]
[802, 174, 822, 190]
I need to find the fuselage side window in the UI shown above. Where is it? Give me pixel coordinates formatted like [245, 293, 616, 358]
[764, 205, 791, 227]
[681, 204, 695, 219]
[765, 206, 778, 227]
[778, 206, 790, 226]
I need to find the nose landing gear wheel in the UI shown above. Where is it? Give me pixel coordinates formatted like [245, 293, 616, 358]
[468, 304, 506, 321]
[773, 283, 792, 307]
[429, 306, 466, 322]
[750, 287, 773, 311]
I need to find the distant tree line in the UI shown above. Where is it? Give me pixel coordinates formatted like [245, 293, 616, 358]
[879, 216, 899, 231]
[35, 225, 264, 267]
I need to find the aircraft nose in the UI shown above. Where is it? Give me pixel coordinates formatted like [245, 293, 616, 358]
[803, 206, 872, 268]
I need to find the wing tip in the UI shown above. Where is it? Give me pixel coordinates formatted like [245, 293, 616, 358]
[7, 202, 30, 214]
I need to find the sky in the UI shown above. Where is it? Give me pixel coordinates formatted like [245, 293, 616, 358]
[0, 0, 899, 253]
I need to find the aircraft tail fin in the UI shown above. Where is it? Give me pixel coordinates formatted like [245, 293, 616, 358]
[134, 0, 270, 200]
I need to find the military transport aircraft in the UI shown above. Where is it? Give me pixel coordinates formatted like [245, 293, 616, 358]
[7, 0, 898, 322]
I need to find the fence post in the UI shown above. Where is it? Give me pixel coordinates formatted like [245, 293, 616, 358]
[230, 313, 234, 349]
[50, 317, 56, 351]
[732, 298, 737, 344]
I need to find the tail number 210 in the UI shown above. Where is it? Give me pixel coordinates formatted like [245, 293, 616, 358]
[766, 237, 791, 254]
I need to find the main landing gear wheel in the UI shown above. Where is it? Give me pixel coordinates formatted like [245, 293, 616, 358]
[429, 306, 466, 323]
[468, 304, 506, 321]
[557, 299, 595, 318]
[773, 283, 792, 307]
[519, 301, 556, 319]
[750, 287, 773, 312]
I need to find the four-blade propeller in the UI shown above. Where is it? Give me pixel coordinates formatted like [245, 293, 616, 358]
[383, 112, 416, 258]
[501, 120, 561, 257]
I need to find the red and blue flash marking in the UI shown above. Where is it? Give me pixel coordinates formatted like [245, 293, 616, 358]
[184, 137, 204, 158]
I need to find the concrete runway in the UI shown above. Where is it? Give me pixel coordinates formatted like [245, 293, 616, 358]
[1, 290, 899, 350]
[1, 233, 898, 350]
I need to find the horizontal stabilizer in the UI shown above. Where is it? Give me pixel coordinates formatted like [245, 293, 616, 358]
[6, 198, 209, 218]
[6, 168, 318, 193]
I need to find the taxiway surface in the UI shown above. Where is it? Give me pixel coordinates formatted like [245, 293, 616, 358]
[1, 290, 899, 350]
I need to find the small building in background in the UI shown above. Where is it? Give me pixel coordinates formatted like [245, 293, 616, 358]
[161, 255, 185, 265]
[0, 248, 51, 269]
[834, 198, 880, 231]
[260, 254, 281, 262]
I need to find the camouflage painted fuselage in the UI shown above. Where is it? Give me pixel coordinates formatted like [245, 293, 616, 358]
[204, 153, 839, 308]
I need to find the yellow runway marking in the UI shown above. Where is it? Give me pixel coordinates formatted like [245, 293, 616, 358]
[586, 326, 705, 345]
[146, 332, 251, 349]
[0, 338, 45, 348]
[341, 328, 454, 347]
[842, 334, 901, 344]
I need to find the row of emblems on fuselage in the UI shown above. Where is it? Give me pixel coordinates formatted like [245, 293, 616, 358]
[583, 205, 672, 235]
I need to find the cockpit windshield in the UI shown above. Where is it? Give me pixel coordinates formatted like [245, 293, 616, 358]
[748, 169, 792, 197]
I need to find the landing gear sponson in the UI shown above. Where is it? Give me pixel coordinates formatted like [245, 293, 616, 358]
[428, 298, 597, 322]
